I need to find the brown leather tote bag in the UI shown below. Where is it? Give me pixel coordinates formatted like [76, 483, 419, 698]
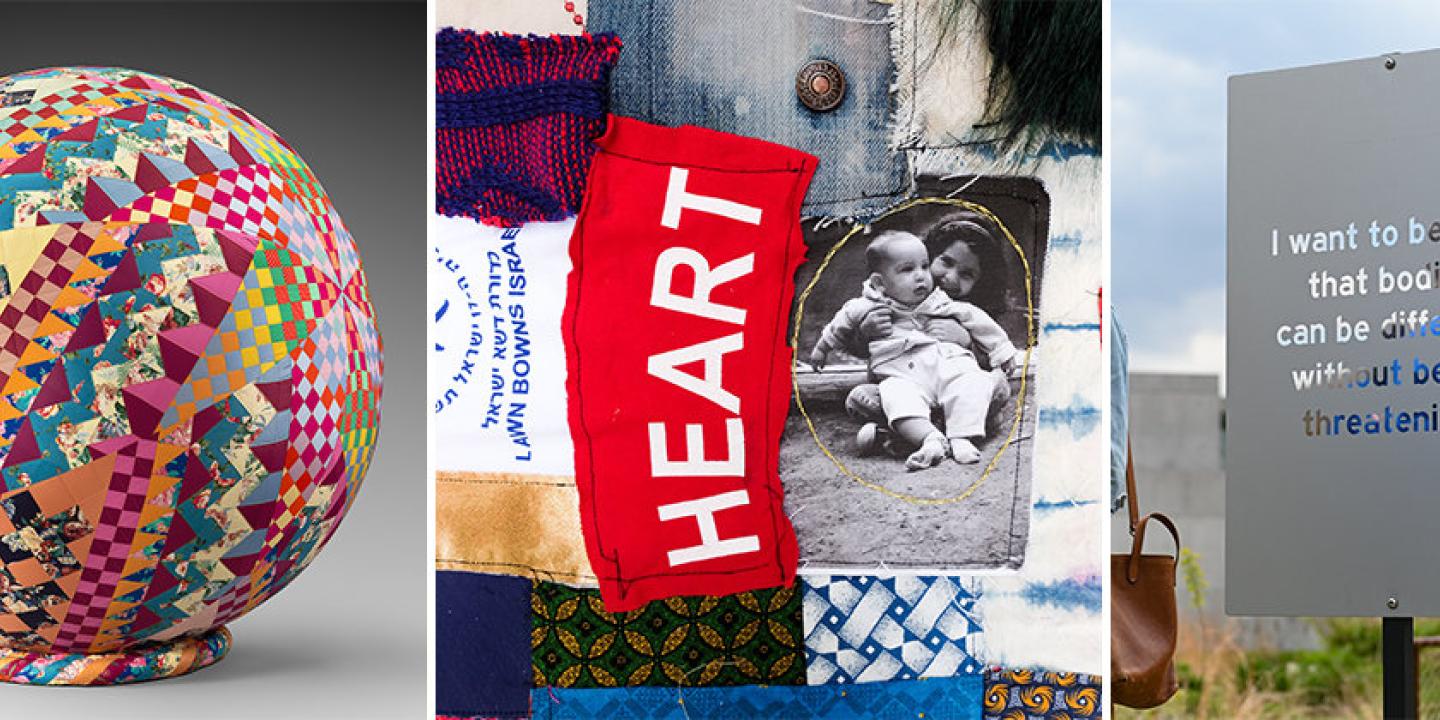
[1111, 443, 1181, 709]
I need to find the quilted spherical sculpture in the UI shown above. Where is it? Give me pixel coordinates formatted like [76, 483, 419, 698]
[0, 68, 381, 684]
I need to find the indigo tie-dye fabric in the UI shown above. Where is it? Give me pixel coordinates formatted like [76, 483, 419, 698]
[803, 575, 983, 685]
[891, 0, 1106, 673]
[530, 673, 983, 719]
[982, 668, 1101, 719]
[532, 581, 805, 688]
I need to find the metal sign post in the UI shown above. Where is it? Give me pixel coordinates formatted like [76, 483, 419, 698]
[1384, 617, 1416, 719]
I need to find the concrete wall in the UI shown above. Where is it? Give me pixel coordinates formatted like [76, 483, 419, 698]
[1112, 372, 1318, 650]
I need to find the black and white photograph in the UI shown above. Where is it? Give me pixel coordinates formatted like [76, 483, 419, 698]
[781, 175, 1050, 572]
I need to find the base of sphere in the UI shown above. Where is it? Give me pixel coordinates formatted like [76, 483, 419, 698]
[0, 626, 231, 686]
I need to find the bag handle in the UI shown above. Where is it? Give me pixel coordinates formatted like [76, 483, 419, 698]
[1126, 512, 1181, 584]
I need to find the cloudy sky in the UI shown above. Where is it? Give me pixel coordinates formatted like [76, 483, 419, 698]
[1112, 0, 1440, 387]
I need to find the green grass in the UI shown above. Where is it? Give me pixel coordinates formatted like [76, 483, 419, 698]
[1116, 617, 1440, 719]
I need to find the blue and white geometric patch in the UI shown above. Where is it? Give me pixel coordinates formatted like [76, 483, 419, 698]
[802, 575, 983, 685]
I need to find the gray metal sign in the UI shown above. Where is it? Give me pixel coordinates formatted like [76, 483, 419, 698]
[1227, 49, 1440, 617]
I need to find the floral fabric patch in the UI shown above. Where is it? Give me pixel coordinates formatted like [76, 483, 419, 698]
[531, 581, 804, 688]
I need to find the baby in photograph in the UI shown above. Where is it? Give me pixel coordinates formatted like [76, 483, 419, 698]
[810, 227, 1016, 469]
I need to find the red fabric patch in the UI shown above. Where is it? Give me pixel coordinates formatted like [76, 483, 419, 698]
[564, 116, 815, 611]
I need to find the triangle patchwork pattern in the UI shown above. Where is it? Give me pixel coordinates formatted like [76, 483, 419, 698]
[0, 454, 117, 649]
[0, 223, 139, 471]
[0, 223, 232, 490]
[0, 67, 379, 662]
[160, 240, 340, 434]
[126, 362, 291, 642]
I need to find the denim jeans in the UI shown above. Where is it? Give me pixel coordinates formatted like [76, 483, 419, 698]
[1110, 307, 1129, 512]
[590, 0, 906, 218]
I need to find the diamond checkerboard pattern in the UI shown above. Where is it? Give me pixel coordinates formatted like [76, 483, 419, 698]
[0, 67, 381, 656]
[802, 575, 984, 685]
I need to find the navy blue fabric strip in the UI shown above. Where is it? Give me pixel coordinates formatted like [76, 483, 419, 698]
[437, 159, 565, 220]
[436, 571, 533, 718]
[435, 30, 621, 70]
[437, 80, 608, 128]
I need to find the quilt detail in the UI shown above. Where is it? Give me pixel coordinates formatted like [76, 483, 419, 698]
[803, 575, 984, 685]
[530, 673, 983, 719]
[531, 581, 804, 688]
[435, 30, 621, 227]
[982, 668, 1102, 719]
[562, 115, 814, 610]
[437, 571, 533, 719]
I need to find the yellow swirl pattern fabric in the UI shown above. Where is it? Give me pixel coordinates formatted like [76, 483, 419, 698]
[984, 668, 1101, 719]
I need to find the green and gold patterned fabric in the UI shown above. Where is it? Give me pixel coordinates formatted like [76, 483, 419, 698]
[531, 581, 804, 688]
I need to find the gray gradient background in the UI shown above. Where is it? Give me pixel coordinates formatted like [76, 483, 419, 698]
[0, 2, 426, 718]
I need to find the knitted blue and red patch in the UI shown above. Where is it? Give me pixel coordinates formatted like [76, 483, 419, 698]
[436, 29, 621, 227]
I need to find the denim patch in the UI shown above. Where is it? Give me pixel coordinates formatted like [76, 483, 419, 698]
[590, 0, 906, 218]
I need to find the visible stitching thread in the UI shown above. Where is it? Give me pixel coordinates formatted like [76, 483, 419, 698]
[795, 4, 891, 24]
[790, 196, 1035, 507]
[436, 477, 576, 488]
[568, 138, 813, 592]
[598, 147, 804, 175]
[438, 559, 599, 582]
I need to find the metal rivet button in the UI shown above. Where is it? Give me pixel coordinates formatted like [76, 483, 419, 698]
[797, 60, 845, 113]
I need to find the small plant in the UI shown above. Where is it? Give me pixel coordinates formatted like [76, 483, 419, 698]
[1179, 547, 1208, 612]
[1316, 618, 1379, 658]
[1236, 650, 1352, 705]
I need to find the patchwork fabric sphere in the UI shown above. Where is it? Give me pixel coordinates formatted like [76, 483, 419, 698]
[0, 68, 382, 684]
